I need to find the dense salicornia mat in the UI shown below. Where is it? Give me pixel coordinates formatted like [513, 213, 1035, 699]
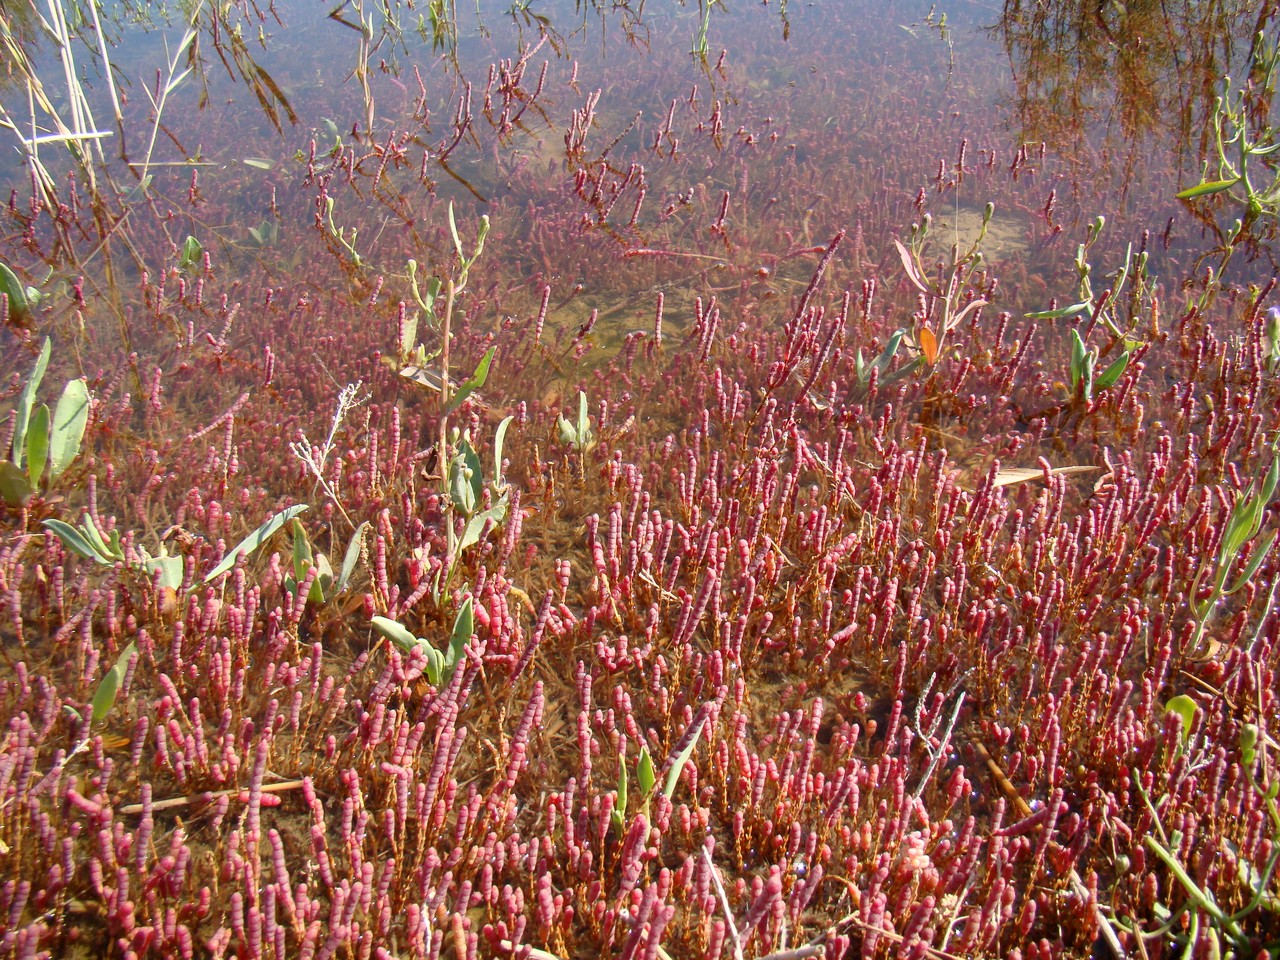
[1, 0, 1278, 957]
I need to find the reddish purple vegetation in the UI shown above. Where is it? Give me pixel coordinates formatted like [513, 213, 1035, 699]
[1, 2, 1278, 958]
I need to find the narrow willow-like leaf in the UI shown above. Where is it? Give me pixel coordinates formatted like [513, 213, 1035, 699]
[13, 338, 51, 470]
[493, 415, 514, 489]
[78, 513, 120, 562]
[576, 391, 593, 448]
[1026, 301, 1091, 320]
[43, 518, 107, 562]
[446, 346, 496, 413]
[334, 521, 369, 596]
[371, 615, 422, 652]
[290, 518, 314, 582]
[662, 709, 709, 800]
[893, 239, 930, 295]
[92, 641, 137, 723]
[445, 596, 474, 682]
[1227, 528, 1277, 595]
[448, 201, 464, 260]
[1094, 351, 1130, 391]
[25, 404, 50, 488]
[873, 330, 906, 377]
[49, 378, 90, 481]
[202, 504, 307, 583]
[612, 748, 628, 833]
[637, 745, 655, 797]
[1175, 178, 1239, 200]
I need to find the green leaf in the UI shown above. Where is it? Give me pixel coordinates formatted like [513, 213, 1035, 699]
[613, 747, 629, 834]
[444, 595, 474, 682]
[448, 201, 464, 260]
[556, 414, 577, 446]
[1240, 724, 1260, 769]
[662, 713, 707, 800]
[202, 504, 307, 583]
[290, 518, 314, 582]
[1094, 350, 1130, 391]
[1165, 694, 1199, 745]
[0, 262, 33, 324]
[24, 404, 50, 488]
[448, 437, 483, 516]
[13, 338, 51, 469]
[874, 330, 906, 377]
[1026, 301, 1092, 321]
[445, 346, 496, 413]
[577, 390, 590, 445]
[371, 615, 423, 652]
[308, 552, 334, 603]
[178, 235, 203, 273]
[637, 744, 655, 796]
[493, 415, 513, 490]
[242, 157, 275, 170]
[78, 513, 123, 562]
[49, 378, 89, 482]
[1176, 178, 1240, 200]
[0, 462, 35, 507]
[91, 641, 137, 723]
[43, 518, 108, 562]
[334, 521, 369, 596]
[1227, 528, 1277, 595]
[458, 496, 508, 554]
[141, 552, 185, 591]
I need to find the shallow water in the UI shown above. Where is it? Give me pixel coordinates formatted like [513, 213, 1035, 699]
[0, 0, 1272, 375]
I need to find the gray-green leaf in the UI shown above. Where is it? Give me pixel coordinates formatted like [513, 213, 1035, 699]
[92, 641, 137, 723]
[12, 337, 51, 470]
[49, 378, 89, 482]
[24, 404, 50, 488]
[202, 504, 307, 584]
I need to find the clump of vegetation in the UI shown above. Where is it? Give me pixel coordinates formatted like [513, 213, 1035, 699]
[1, 1, 1278, 958]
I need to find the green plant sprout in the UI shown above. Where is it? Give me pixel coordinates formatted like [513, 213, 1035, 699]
[691, 0, 721, 58]
[285, 518, 369, 606]
[557, 390, 594, 450]
[177, 235, 203, 274]
[0, 338, 89, 508]
[1186, 454, 1279, 660]
[1119, 705, 1280, 956]
[1068, 328, 1131, 404]
[45, 504, 307, 592]
[611, 715, 705, 836]
[854, 329, 919, 388]
[324, 196, 366, 268]
[1026, 215, 1153, 341]
[1176, 29, 1280, 308]
[894, 203, 992, 366]
[371, 594, 474, 687]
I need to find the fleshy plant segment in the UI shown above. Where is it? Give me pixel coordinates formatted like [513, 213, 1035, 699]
[0, 2, 1279, 959]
